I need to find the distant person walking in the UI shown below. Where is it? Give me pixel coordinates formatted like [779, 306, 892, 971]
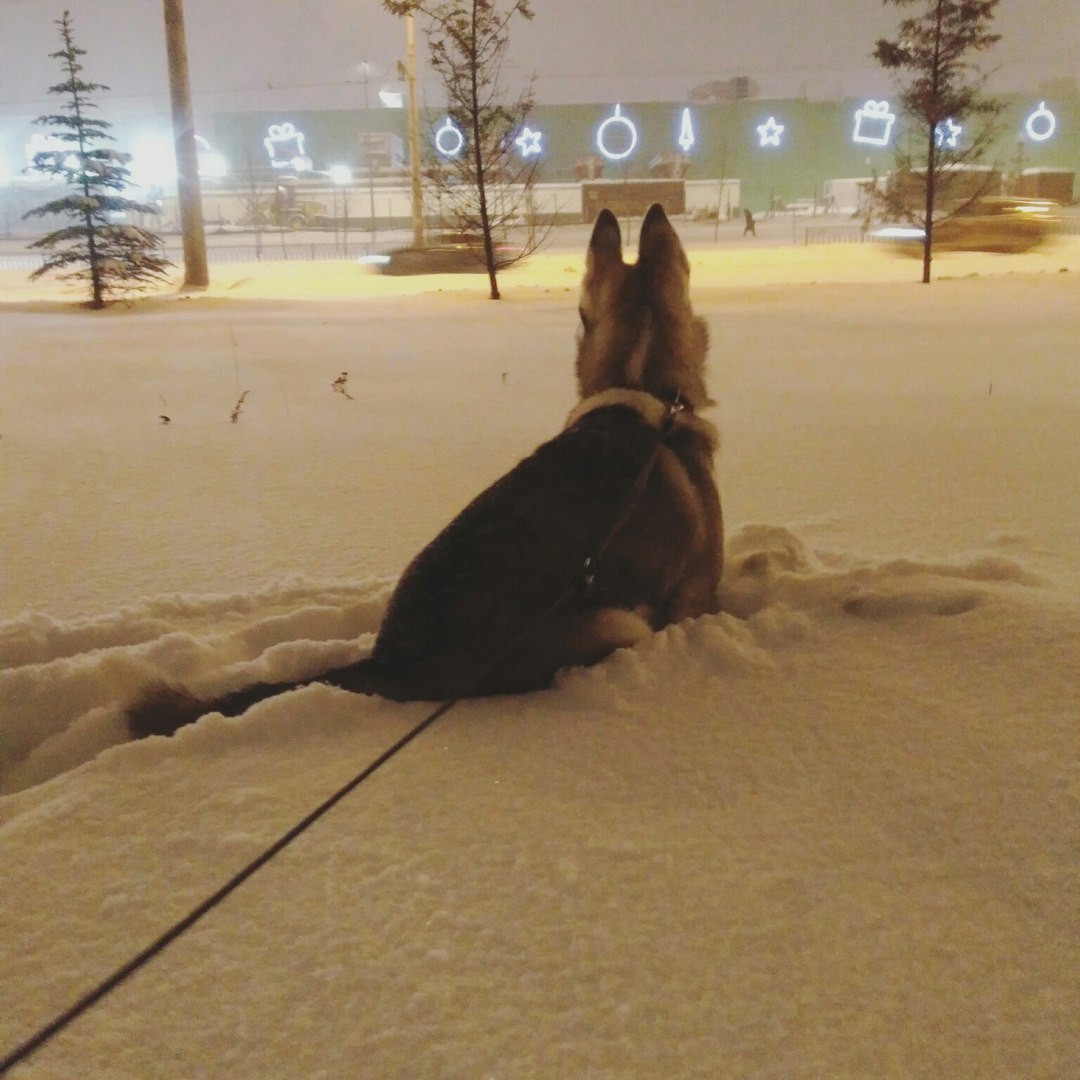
[743, 207, 756, 237]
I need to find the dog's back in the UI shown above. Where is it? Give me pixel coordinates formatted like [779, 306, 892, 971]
[126, 204, 722, 735]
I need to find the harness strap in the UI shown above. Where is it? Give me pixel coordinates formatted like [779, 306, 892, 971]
[565, 388, 675, 432]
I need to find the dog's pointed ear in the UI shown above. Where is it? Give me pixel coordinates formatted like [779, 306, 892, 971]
[638, 202, 689, 279]
[587, 208, 623, 276]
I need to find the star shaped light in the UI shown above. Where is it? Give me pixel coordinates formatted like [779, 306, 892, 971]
[756, 116, 785, 148]
[515, 126, 543, 157]
[935, 117, 962, 149]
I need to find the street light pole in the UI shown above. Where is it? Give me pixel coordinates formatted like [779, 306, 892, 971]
[162, 0, 208, 288]
[360, 62, 378, 240]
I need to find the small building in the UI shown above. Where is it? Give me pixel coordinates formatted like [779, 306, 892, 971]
[582, 179, 686, 223]
[1018, 167, 1075, 204]
[822, 177, 883, 215]
[888, 165, 1002, 212]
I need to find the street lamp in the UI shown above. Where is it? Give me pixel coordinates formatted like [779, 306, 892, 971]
[358, 60, 382, 242]
[329, 164, 352, 253]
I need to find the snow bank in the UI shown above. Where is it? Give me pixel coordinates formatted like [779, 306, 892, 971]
[1, 522, 1075, 1077]
[1, 238, 1077, 1077]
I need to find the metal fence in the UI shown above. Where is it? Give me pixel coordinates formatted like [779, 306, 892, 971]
[804, 225, 872, 246]
[0, 237, 378, 272]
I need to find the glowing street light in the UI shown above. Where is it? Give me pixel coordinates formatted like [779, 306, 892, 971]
[328, 165, 352, 252]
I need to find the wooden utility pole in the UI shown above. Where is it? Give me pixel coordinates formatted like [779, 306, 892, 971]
[405, 13, 424, 245]
[163, 0, 208, 288]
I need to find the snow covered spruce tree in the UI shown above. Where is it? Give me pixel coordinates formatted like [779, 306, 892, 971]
[874, 0, 1004, 283]
[385, 0, 541, 300]
[24, 11, 171, 308]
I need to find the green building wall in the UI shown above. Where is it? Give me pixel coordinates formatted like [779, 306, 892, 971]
[207, 93, 1079, 214]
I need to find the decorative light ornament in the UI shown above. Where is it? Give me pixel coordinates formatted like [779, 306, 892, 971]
[264, 123, 311, 171]
[515, 126, 543, 157]
[434, 116, 465, 157]
[596, 104, 638, 162]
[852, 100, 896, 146]
[756, 116, 785, 148]
[1025, 101, 1056, 142]
[678, 108, 695, 152]
[934, 117, 962, 149]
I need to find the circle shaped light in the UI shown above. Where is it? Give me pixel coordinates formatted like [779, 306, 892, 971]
[435, 117, 465, 158]
[1025, 101, 1056, 142]
[596, 104, 638, 162]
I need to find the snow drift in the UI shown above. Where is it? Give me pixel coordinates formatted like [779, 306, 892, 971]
[1, 240, 1077, 1077]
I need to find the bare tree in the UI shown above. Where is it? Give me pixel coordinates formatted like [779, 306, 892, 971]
[874, 0, 1003, 283]
[385, 0, 540, 299]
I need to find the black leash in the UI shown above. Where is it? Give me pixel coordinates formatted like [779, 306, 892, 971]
[0, 394, 683, 1076]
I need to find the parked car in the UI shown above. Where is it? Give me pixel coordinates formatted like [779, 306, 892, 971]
[874, 196, 1059, 254]
[362, 232, 523, 275]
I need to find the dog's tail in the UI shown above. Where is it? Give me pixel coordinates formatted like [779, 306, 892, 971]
[125, 658, 407, 740]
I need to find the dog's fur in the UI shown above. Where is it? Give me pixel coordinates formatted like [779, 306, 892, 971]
[126, 204, 722, 738]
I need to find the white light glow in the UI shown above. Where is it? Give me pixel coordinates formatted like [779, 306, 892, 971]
[678, 108, 695, 153]
[129, 136, 177, 188]
[756, 116, 785, 148]
[596, 105, 638, 162]
[378, 89, 404, 108]
[195, 135, 228, 179]
[328, 164, 352, 185]
[435, 117, 465, 157]
[128, 134, 228, 187]
[853, 100, 896, 146]
[515, 126, 543, 157]
[1025, 102, 1056, 142]
[875, 226, 925, 239]
[24, 133, 80, 178]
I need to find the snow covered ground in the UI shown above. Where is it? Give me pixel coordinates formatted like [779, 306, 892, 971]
[1, 233, 1077, 1077]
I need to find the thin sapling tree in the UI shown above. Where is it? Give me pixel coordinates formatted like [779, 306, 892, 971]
[873, 0, 1003, 283]
[385, 0, 542, 300]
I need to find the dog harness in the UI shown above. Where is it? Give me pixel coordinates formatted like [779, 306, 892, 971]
[565, 388, 718, 448]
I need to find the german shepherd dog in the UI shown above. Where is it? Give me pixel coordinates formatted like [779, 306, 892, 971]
[127, 203, 722, 738]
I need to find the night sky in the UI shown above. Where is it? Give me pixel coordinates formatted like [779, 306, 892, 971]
[1, 0, 1077, 115]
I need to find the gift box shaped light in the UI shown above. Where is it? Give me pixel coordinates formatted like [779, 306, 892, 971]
[264, 122, 312, 171]
[853, 100, 896, 147]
